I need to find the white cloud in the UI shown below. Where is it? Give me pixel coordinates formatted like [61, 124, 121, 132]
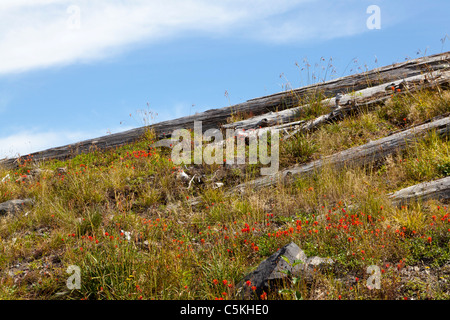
[0, 0, 374, 75]
[0, 126, 133, 159]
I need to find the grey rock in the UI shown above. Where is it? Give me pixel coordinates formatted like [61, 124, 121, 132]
[306, 255, 334, 267]
[236, 242, 333, 299]
[213, 182, 224, 189]
[57, 167, 68, 174]
[0, 199, 34, 216]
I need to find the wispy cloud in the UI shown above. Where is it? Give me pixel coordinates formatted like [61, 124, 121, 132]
[0, 126, 133, 159]
[0, 0, 379, 75]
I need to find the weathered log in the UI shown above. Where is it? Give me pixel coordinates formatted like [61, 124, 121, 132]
[388, 176, 450, 207]
[224, 69, 450, 131]
[231, 116, 450, 193]
[180, 116, 450, 208]
[158, 69, 450, 152]
[0, 199, 34, 216]
[1, 51, 449, 170]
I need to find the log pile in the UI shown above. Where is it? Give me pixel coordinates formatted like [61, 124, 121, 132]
[230, 116, 450, 193]
[1, 51, 449, 170]
[1, 52, 450, 210]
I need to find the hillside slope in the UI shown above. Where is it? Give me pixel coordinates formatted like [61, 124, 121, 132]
[0, 52, 450, 300]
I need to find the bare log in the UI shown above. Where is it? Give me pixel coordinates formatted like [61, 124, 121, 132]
[388, 176, 450, 207]
[168, 69, 450, 153]
[231, 116, 450, 193]
[224, 69, 450, 131]
[1, 51, 449, 170]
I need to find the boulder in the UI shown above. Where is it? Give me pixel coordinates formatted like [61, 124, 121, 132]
[0, 199, 34, 216]
[235, 242, 333, 299]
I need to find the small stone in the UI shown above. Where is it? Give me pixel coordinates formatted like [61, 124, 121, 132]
[235, 242, 333, 299]
[57, 167, 68, 174]
[0, 199, 34, 216]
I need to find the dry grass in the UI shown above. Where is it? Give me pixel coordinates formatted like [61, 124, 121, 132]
[0, 87, 449, 300]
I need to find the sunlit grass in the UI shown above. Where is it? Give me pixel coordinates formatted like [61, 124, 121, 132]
[0, 88, 449, 300]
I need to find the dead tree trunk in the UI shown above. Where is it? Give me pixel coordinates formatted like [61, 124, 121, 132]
[224, 69, 450, 131]
[388, 176, 450, 207]
[232, 116, 450, 192]
[168, 70, 450, 152]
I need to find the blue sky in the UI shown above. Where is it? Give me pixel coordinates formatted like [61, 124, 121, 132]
[0, 0, 448, 159]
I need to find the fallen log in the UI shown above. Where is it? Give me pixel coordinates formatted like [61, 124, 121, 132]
[224, 69, 450, 131]
[181, 115, 450, 208]
[388, 176, 450, 207]
[1, 52, 449, 170]
[231, 116, 450, 193]
[157, 69, 450, 152]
